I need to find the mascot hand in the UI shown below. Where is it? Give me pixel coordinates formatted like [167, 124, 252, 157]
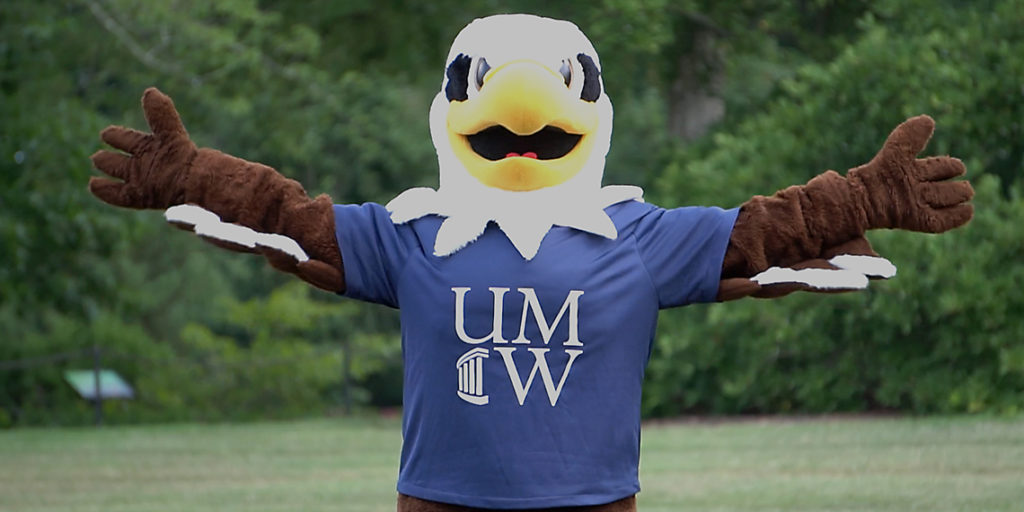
[91, 88, 346, 294]
[89, 88, 197, 209]
[719, 115, 971, 302]
[848, 115, 974, 233]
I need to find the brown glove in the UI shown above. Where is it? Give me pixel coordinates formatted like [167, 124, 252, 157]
[89, 88, 345, 293]
[718, 115, 973, 300]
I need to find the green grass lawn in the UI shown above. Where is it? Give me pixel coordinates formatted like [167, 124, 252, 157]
[1, 416, 1021, 511]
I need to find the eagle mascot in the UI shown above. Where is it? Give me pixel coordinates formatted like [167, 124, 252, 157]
[88, 14, 973, 512]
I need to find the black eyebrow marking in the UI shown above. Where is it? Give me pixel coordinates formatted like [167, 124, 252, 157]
[577, 53, 601, 102]
[445, 54, 472, 102]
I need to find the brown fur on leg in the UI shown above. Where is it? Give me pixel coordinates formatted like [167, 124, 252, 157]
[396, 494, 636, 512]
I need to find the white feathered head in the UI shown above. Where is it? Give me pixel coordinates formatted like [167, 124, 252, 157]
[387, 14, 642, 259]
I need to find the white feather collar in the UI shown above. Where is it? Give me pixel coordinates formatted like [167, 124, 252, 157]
[387, 183, 642, 260]
[387, 15, 641, 260]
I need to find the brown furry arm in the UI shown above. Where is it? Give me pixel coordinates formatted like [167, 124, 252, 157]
[718, 115, 973, 300]
[89, 88, 344, 292]
[183, 150, 345, 292]
[722, 170, 870, 278]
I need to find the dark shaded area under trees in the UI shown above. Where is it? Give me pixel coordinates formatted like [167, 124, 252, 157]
[1, 0, 1021, 426]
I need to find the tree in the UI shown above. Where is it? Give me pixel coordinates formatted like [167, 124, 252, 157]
[644, 0, 1024, 415]
[1, 0, 1019, 424]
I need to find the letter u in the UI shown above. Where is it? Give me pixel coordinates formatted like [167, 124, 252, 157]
[452, 287, 510, 344]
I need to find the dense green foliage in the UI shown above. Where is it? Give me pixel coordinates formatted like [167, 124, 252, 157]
[644, 0, 1024, 416]
[1, 0, 1021, 425]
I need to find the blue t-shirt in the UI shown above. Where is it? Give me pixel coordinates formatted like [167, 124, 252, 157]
[334, 200, 738, 509]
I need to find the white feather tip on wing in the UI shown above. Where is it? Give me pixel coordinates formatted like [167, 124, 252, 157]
[829, 254, 897, 278]
[193, 221, 259, 248]
[752, 267, 870, 290]
[165, 204, 220, 227]
[164, 204, 309, 262]
[255, 233, 309, 262]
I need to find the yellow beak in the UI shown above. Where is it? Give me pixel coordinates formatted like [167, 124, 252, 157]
[446, 60, 599, 191]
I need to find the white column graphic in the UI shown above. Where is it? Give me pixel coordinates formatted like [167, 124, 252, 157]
[456, 348, 490, 405]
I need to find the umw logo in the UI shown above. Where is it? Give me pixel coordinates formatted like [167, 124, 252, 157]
[457, 348, 489, 405]
[452, 287, 584, 407]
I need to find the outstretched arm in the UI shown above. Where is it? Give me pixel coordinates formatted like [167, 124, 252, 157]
[90, 88, 345, 292]
[717, 115, 973, 301]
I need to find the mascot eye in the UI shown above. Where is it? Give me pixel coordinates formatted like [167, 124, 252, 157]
[577, 53, 601, 102]
[558, 59, 572, 87]
[445, 53, 472, 102]
[475, 57, 491, 90]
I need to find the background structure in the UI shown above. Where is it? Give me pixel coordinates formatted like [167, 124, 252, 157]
[1, 0, 1022, 426]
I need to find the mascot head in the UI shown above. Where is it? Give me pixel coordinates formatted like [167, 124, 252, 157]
[433, 14, 611, 192]
[387, 14, 642, 259]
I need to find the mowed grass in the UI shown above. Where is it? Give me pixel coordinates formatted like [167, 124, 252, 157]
[1, 416, 1022, 511]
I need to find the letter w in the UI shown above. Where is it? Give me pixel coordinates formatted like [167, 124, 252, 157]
[494, 347, 583, 406]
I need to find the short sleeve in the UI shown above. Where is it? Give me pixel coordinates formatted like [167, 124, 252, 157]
[634, 206, 739, 308]
[333, 203, 410, 308]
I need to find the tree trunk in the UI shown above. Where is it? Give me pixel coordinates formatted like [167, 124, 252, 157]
[668, 23, 725, 141]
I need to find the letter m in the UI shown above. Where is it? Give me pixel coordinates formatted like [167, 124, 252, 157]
[512, 288, 584, 347]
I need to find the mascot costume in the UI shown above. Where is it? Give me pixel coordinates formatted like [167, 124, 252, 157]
[89, 14, 973, 512]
